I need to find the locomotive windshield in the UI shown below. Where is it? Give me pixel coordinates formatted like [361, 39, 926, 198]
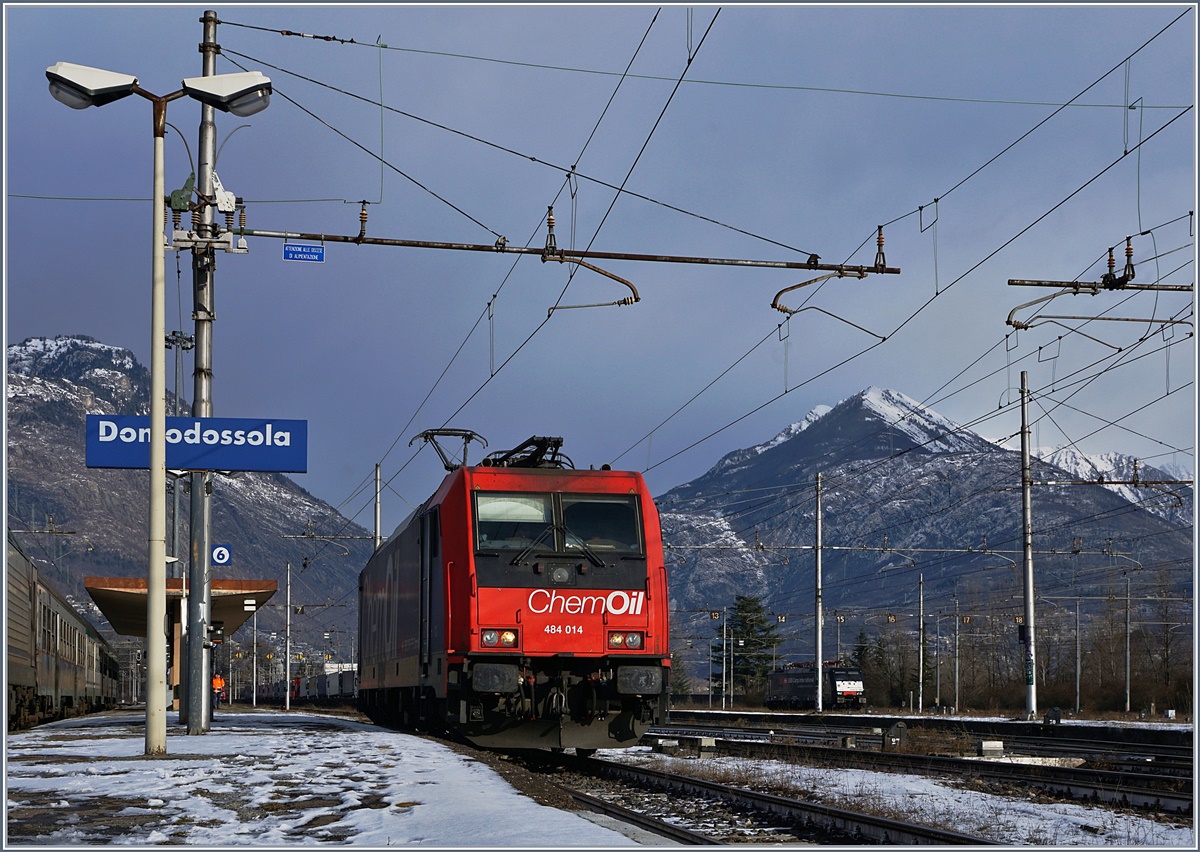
[476, 492, 642, 553]
[476, 494, 555, 551]
[562, 495, 641, 552]
[474, 491, 645, 588]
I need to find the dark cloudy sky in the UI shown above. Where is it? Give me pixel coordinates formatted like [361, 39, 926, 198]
[5, 3, 1195, 535]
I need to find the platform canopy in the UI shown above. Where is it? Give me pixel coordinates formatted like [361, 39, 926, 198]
[84, 577, 277, 637]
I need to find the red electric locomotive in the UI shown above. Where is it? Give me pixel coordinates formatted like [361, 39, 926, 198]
[358, 434, 671, 753]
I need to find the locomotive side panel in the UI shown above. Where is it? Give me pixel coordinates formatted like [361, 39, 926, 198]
[385, 520, 423, 688]
[359, 491, 454, 726]
[359, 519, 422, 692]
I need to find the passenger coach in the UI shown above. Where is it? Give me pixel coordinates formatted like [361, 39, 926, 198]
[7, 533, 119, 730]
[358, 435, 671, 752]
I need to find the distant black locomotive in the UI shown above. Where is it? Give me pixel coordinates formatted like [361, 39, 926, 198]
[6, 533, 120, 730]
[765, 662, 865, 710]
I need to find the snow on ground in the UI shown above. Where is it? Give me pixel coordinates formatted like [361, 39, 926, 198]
[5, 708, 1194, 848]
[3, 709, 639, 848]
[609, 746, 1195, 848]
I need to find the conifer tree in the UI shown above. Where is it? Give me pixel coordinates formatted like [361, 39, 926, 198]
[709, 595, 780, 702]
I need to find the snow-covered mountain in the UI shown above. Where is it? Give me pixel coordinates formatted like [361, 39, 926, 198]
[1039, 447, 1193, 528]
[659, 387, 1193, 620]
[6, 335, 371, 649]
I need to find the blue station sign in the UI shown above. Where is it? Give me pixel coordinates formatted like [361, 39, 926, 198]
[86, 415, 308, 472]
[283, 243, 325, 263]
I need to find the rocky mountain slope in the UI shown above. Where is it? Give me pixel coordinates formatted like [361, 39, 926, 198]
[6, 335, 371, 657]
[659, 388, 1193, 626]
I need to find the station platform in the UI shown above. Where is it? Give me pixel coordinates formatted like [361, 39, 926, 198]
[4, 707, 650, 847]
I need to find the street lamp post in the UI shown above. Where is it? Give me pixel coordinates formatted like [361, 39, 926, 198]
[47, 61, 270, 755]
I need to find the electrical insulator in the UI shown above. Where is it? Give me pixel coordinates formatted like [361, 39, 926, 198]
[1102, 246, 1121, 289]
[1123, 236, 1135, 281]
[874, 226, 886, 268]
[355, 202, 369, 241]
[544, 206, 558, 255]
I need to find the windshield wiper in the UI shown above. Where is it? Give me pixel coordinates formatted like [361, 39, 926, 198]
[509, 526, 554, 566]
[509, 523, 606, 569]
[560, 524, 606, 568]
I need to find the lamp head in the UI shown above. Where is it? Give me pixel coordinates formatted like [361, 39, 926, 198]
[46, 61, 138, 109]
[182, 71, 272, 117]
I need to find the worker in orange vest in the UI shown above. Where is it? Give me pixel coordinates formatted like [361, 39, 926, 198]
[212, 673, 227, 707]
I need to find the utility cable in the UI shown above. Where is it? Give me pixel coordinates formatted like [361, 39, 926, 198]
[221, 53, 502, 239]
[220, 46, 820, 259]
[220, 15, 1192, 111]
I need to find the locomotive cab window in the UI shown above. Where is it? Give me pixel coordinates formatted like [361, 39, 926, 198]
[562, 495, 641, 553]
[476, 494, 554, 551]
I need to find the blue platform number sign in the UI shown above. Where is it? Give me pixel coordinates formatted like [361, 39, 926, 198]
[211, 544, 232, 566]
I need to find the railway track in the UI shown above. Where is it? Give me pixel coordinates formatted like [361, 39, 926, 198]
[560, 786, 721, 844]
[537, 753, 1000, 845]
[652, 723, 1193, 815]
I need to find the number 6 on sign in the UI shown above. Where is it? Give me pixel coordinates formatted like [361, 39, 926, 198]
[211, 544, 232, 566]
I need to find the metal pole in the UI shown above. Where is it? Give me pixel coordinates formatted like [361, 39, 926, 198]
[918, 573, 924, 713]
[730, 636, 736, 709]
[374, 464, 383, 550]
[715, 607, 724, 715]
[285, 561, 292, 712]
[145, 101, 169, 755]
[168, 330, 191, 719]
[187, 8, 219, 736]
[935, 615, 941, 707]
[1080, 600, 1089, 715]
[814, 473, 823, 712]
[167, 332, 192, 571]
[954, 595, 960, 712]
[252, 609, 258, 708]
[1124, 572, 1131, 713]
[1020, 371, 1038, 719]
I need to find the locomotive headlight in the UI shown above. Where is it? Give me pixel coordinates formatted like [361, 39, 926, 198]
[481, 629, 518, 648]
[608, 631, 643, 649]
[550, 565, 572, 584]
